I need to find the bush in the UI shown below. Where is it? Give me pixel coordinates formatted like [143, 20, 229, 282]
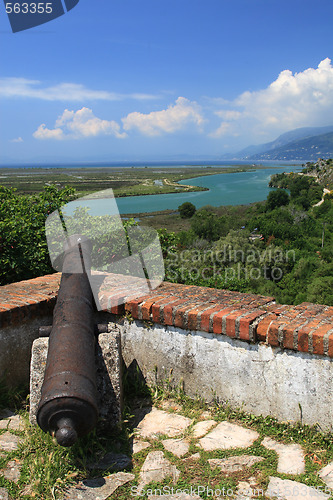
[178, 201, 196, 218]
[266, 189, 289, 210]
[0, 185, 76, 285]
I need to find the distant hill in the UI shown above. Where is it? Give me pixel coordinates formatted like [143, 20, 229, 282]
[234, 126, 333, 160]
[249, 131, 333, 161]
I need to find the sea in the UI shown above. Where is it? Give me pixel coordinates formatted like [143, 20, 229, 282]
[1, 161, 303, 214]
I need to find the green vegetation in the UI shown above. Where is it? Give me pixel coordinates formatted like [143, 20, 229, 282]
[0, 185, 76, 285]
[162, 160, 333, 305]
[0, 159, 332, 304]
[0, 165, 258, 197]
[266, 189, 289, 210]
[178, 201, 196, 218]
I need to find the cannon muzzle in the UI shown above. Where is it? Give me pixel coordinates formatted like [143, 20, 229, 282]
[37, 235, 98, 447]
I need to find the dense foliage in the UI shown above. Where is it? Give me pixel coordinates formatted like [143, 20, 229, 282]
[178, 201, 196, 218]
[0, 185, 174, 286]
[0, 185, 76, 285]
[164, 164, 333, 305]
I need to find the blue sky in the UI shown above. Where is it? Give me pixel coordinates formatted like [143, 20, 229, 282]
[0, 0, 333, 164]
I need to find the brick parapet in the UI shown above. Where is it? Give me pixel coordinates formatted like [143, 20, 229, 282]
[0, 273, 61, 328]
[0, 273, 332, 357]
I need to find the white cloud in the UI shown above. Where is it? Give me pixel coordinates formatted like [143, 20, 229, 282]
[122, 97, 204, 136]
[211, 58, 333, 140]
[33, 125, 65, 140]
[0, 78, 158, 101]
[10, 137, 23, 143]
[33, 107, 127, 140]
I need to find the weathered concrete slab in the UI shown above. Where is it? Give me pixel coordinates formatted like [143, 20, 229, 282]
[0, 488, 9, 500]
[162, 438, 190, 458]
[2, 459, 22, 483]
[29, 330, 122, 431]
[136, 408, 192, 439]
[235, 478, 262, 500]
[0, 414, 23, 431]
[132, 439, 151, 454]
[191, 420, 217, 438]
[208, 455, 264, 473]
[262, 437, 305, 474]
[0, 431, 21, 452]
[137, 451, 180, 493]
[199, 421, 259, 451]
[266, 477, 330, 500]
[62, 472, 135, 500]
[319, 462, 333, 489]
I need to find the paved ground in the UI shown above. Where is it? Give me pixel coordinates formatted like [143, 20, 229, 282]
[0, 404, 332, 499]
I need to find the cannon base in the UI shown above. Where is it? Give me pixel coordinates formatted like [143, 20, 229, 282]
[29, 326, 122, 435]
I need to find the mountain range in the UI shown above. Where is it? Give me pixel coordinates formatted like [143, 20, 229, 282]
[233, 126, 333, 161]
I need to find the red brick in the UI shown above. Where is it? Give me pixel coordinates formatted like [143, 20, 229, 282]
[125, 294, 152, 318]
[110, 302, 125, 315]
[298, 330, 309, 353]
[312, 324, 333, 356]
[174, 304, 194, 329]
[256, 314, 277, 341]
[297, 318, 323, 335]
[212, 307, 236, 334]
[200, 305, 226, 332]
[151, 296, 175, 323]
[328, 334, 333, 358]
[238, 310, 265, 341]
[225, 310, 243, 338]
[322, 307, 333, 319]
[281, 320, 308, 350]
[184, 304, 210, 331]
[140, 296, 165, 321]
[265, 304, 291, 315]
[267, 320, 286, 347]
[163, 298, 189, 326]
[104, 293, 126, 314]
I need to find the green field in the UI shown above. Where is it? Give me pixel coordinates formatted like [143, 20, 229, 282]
[0, 165, 259, 197]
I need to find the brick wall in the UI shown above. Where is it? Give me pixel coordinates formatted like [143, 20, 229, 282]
[0, 273, 332, 358]
[1, 273, 332, 429]
[0, 273, 60, 329]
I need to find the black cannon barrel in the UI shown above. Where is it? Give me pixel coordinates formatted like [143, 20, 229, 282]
[37, 234, 99, 447]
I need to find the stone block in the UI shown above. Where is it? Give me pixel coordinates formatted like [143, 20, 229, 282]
[29, 330, 123, 432]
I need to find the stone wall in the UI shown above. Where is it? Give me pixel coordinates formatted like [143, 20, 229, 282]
[0, 274, 332, 430]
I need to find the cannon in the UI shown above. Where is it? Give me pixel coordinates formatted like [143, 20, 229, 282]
[37, 234, 99, 447]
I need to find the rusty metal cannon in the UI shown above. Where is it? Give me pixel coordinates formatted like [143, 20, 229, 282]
[37, 234, 99, 447]
[37, 189, 165, 446]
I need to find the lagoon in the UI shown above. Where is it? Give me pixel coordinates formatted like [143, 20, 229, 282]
[69, 164, 301, 215]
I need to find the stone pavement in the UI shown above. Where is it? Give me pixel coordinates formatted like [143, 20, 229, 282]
[0, 405, 332, 499]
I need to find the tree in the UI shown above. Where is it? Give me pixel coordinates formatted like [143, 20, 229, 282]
[266, 189, 289, 210]
[178, 201, 196, 218]
[191, 210, 228, 241]
[0, 185, 76, 285]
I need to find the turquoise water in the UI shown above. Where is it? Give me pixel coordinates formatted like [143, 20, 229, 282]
[68, 164, 300, 215]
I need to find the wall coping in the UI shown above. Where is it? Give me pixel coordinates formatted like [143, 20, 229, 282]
[0, 273, 332, 358]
